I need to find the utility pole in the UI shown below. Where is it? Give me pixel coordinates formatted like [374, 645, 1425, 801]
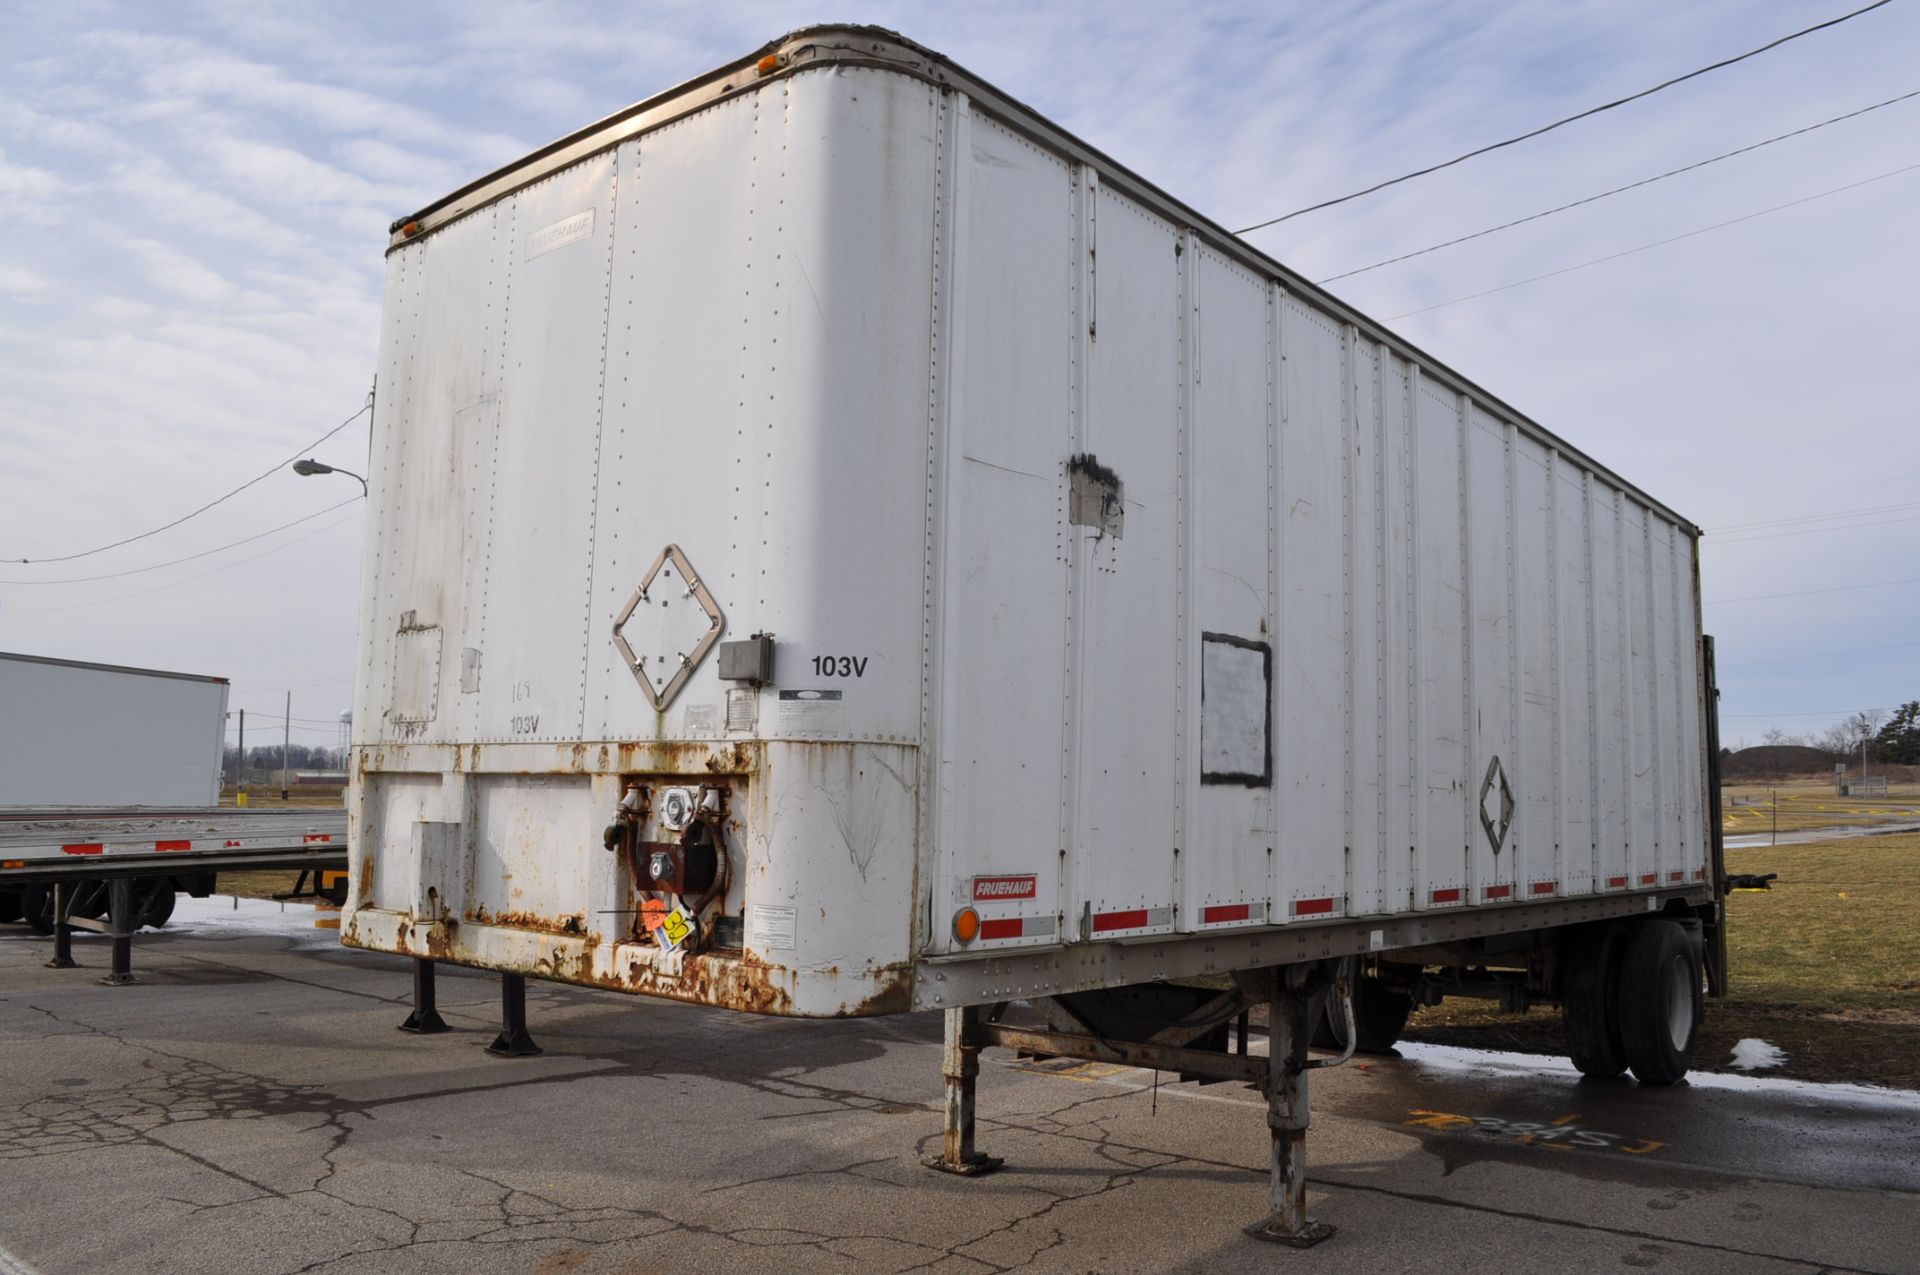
[236, 709, 246, 806]
[282, 690, 292, 801]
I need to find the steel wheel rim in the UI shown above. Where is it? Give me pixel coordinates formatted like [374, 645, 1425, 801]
[1665, 952, 1692, 1049]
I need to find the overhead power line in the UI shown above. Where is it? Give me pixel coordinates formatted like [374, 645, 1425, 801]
[4, 395, 370, 565]
[1721, 638, 1920, 670]
[1235, 0, 1896, 234]
[1707, 575, 1920, 605]
[1710, 512, 1920, 546]
[230, 675, 354, 693]
[0, 498, 360, 584]
[1385, 160, 1920, 320]
[1709, 499, 1920, 534]
[1720, 707, 1890, 718]
[1318, 88, 1920, 283]
[6, 506, 364, 615]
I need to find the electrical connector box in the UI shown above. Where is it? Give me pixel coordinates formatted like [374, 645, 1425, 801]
[717, 635, 775, 684]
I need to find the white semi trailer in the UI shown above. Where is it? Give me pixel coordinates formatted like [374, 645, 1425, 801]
[0, 651, 228, 808]
[345, 27, 1724, 1244]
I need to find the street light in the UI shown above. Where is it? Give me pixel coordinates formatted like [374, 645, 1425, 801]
[292, 457, 368, 496]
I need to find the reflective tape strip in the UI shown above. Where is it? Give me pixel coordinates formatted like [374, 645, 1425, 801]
[1667, 871, 1684, 883]
[1203, 903, 1251, 924]
[979, 916, 1058, 941]
[304, 834, 333, 844]
[1530, 881, 1557, 896]
[1292, 897, 1337, 917]
[1092, 906, 1173, 933]
[61, 843, 103, 856]
[1430, 888, 1463, 905]
[156, 840, 191, 852]
[1693, 867, 1707, 881]
[1482, 884, 1512, 900]
[1606, 876, 1629, 888]
[1639, 873, 1658, 886]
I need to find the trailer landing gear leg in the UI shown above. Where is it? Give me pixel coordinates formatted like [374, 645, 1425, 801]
[399, 958, 449, 1034]
[45, 883, 77, 969]
[486, 972, 542, 1057]
[1245, 970, 1334, 1247]
[927, 1005, 1001, 1176]
[101, 878, 136, 987]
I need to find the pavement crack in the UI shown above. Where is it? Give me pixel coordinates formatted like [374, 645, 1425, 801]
[702, 1155, 901, 1194]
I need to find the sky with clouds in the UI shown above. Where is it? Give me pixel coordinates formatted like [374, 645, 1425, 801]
[1, 0, 1915, 756]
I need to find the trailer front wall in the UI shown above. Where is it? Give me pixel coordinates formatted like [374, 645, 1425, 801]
[347, 68, 944, 1015]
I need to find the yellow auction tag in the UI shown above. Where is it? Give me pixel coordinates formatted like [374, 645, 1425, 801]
[658, 905, 694, 950]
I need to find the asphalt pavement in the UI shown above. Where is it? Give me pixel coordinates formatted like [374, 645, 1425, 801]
[1, 898, 1915, 1275]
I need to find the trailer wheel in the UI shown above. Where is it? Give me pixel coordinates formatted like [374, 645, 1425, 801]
[1617, 920, 1702, 1086]
[110, 879, 176, 931]
[21, 884, 55, 936]
[1312, 974, 1415, 1054]
[0, 890, 21, 924]
[138, 881, 177, 929]
[1563, 924, 1628, 1079]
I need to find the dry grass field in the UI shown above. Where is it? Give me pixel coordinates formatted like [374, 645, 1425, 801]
[1721, 778, 1920, 837]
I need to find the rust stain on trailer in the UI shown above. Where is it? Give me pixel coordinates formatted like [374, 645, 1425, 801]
[343, 912, 911, 1018]
[465, 903, 591, 938]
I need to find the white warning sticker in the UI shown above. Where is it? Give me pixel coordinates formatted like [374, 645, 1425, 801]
[775, 688, 842, 729]
[748, 903, 797, 952]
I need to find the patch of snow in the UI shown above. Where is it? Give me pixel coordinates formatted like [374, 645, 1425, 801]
[162, 894, 343, 948]
[1727, 1038, 1787, 1072]
[1396, 1040, 1920, 1113]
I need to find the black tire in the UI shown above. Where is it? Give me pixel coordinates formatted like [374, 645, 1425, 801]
[21, 884, 55, 936]
[1563, 924, 1629, 1079]
[111, 879, 176, 931]
[1617, 919, 1703, 1086]
[138, 880, 177, 930]
[1314, 974, 1416, 1054]
[0, 890, 21, 924]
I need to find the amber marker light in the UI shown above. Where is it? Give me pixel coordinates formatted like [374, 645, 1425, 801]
[952, 907, 980, 944]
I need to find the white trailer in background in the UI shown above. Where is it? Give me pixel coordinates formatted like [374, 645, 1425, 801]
[0, 652, 348, 978]
[0, 651, 228, 807]
[347, 27, 1724, 1244]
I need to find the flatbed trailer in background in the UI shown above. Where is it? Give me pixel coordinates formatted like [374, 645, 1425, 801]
[345, 26, 1724, 1246]
[0, 807, 348, 980]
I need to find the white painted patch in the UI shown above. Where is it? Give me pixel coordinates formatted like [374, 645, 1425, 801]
[1728, 1038, 1787, 1071]
[525, 208, 595, 259]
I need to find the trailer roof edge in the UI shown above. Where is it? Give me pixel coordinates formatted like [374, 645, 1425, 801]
[384, 24, 1700, 533]
[0, 650, 229, 685]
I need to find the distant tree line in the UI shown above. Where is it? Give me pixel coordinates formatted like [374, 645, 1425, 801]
[224, 744, 344, 778]
[1735, 702, 1920, 766]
